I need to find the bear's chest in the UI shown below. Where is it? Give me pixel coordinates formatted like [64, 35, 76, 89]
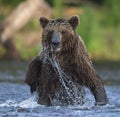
[41, 58, 79, 84]
[40, 60, 59, 83]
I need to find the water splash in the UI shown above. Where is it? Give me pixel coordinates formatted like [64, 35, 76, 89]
[47, 54, 85, 106]
[0, 92, 39, 108]
[18, 94, 39, 108]
[0, 99, 17, 107]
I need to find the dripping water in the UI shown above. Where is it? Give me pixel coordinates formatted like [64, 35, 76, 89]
[46, 53, 85, 106]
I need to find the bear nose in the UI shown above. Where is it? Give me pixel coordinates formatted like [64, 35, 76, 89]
[51, 32, 60, 48]
[52, 41, 60, 47]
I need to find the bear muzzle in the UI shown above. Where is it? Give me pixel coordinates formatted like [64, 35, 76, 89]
[51, 32, 61, 52]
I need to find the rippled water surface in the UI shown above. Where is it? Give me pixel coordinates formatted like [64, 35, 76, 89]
[0, 61, 120, 117]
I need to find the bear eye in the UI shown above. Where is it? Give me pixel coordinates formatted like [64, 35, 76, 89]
[61, 30, 67, 35]
[46, 30, 53, 35]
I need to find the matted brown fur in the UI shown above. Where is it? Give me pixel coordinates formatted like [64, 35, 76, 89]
[26, 16, 108, 106]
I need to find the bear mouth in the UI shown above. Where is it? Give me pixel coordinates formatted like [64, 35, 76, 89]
[51, 44, 61, 52]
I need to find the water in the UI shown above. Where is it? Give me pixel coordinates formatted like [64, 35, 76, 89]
[0, 61, 120, 117]
[48, 57, 84, 106]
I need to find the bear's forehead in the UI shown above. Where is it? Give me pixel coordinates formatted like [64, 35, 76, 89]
[50, 18, 68, 24]
[45, 18, 72, 31]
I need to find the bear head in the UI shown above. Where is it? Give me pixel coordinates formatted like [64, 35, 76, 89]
[39, 16, 80, 54]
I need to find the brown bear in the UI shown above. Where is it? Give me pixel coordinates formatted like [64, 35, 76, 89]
[25, 16, 108, 106]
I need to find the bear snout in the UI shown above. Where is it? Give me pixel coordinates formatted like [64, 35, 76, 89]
[51, 33, 61, 52]
[51, 41, 61, 51]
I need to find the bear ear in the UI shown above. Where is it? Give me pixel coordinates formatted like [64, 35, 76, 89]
[39, 17, 49, 28]
[68, 15, 80, 29]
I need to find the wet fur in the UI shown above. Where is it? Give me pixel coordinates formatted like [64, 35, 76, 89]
[26, 16, 108, 106]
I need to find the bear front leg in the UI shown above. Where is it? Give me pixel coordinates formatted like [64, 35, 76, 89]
[86, 75, 109, 106]
[25, 56, 43, 93]
[37, 93, 52, 106]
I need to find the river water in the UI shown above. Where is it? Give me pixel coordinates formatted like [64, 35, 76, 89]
[0, 61, 120, 117]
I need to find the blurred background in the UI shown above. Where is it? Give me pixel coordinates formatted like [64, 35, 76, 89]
[0, 0, 120, 61]
[0, 1, 120, 116]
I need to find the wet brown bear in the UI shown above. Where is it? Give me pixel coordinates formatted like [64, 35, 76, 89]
[25, 16, 108, 106]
